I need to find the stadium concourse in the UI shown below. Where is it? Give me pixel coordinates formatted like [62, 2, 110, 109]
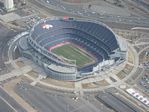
[18, 17, 127, 81]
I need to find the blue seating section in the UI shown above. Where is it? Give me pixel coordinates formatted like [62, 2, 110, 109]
[29, 19, 119, 66]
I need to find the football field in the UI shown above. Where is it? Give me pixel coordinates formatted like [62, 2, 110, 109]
[51, 44, 95, 67]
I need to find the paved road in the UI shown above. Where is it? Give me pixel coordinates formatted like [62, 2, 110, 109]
[132, 0, 149, 11]
[0, 96, 15, 112]
[96, 92, 140, 112]
[15, 83, 103, 112]
[33, 0, 149, 27]
[27, 0, 149, 30]
[0, 23, 20, 75]
[0, 87, 27, 112]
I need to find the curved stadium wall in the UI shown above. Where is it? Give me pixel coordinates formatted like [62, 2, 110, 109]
[18, 17, 126, 81]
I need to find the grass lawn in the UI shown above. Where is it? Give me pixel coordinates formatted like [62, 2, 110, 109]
[51, 44, 94, 67]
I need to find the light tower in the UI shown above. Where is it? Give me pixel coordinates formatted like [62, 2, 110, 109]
[4, 0, 14, 12]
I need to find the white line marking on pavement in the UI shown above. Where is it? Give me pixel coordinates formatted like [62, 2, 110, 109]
[0, 94, 18, 112]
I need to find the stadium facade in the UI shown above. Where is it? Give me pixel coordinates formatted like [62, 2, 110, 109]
[18, 17, 127, 81]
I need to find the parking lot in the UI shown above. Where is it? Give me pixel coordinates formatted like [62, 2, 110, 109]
[0, 87, 26, 112]
[15, 82, 103, 112]
[137, 71, 149, 93]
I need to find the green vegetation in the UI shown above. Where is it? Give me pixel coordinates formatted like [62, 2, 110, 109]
[51, 44, 94, 67]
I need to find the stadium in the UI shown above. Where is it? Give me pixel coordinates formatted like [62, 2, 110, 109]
[18, 17, 127, 81]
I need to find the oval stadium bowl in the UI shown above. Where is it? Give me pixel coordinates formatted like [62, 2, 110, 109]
[18, 17, 126, 81]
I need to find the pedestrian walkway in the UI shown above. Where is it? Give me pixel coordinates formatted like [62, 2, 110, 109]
[0, 66, 32, 82]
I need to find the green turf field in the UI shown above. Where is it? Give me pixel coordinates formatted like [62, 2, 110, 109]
[51, 44, 94, 67]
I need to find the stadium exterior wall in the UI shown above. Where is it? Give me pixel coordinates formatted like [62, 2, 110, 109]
[18, 17, 127, 81]
[18, 36, 77, 80]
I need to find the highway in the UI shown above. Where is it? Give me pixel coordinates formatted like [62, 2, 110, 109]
[30, 0, 149, 27]
[0, 96, 15, 112]
[0, 23, 12, 75]
[0, 22, 22, 75]
[0, 23, 27, 112]
[0, 87, 27, 112]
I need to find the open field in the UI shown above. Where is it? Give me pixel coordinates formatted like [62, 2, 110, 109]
[51, 43, 95, 67]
